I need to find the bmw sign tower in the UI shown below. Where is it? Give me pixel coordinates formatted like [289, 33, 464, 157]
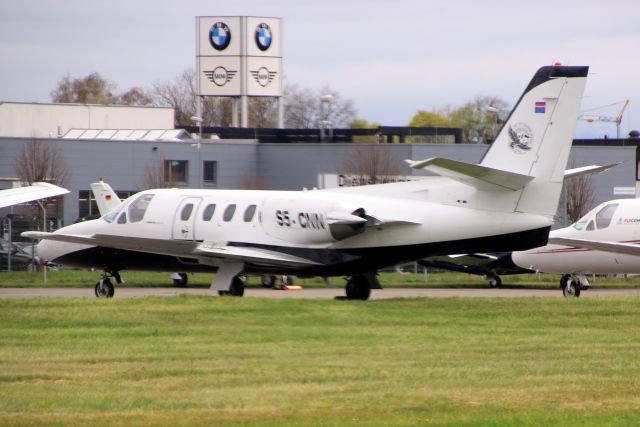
[196, 16, 283, 128]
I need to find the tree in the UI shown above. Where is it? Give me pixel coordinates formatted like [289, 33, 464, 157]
[342, 145, 402, 186]
[15, 139, 69, 230]
[348, 118, 381, 143]
[563, 174, 596, 225]
[408, 111, 452, 143]
[284, 84, 356, 129]
[117, 87, 153, 106]
[447, 96, 510, 144]
[51, 72, 154, 107]
[50, 73, 117, 104]
[16, 139, 68, 186]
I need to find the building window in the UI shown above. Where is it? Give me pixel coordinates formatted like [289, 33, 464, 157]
[203, 161, 217, 185]
[164, 160, 188, 185]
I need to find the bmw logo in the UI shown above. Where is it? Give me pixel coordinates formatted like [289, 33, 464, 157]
[209, 22, 231, 51]
[255, 23, 272, 51]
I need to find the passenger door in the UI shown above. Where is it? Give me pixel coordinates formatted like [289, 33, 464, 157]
[172, 197, 202, 241]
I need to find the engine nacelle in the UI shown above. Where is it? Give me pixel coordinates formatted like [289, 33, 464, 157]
[260, 198, 367, 244]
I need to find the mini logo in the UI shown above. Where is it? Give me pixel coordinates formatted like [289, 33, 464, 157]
[250, 67, 277, 87]
[203, 67, 237, 87]
[255, 23, 272, 51]
[508, 123, 534, 153]
[209, 22, 231, 51]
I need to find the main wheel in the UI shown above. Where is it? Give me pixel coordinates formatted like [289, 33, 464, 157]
[345, 276, 371, 300]
[228, 276, 245, 297]
[261, 275, 276, 288]
[562, 281, 581, 298]
[173, 273, 188, 288]
[95, 277, 114, 298]
[488, 276, 502, 288]
[560, 274, 571, 289]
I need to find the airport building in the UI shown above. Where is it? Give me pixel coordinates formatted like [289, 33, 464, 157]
[0, 101, 638, 240]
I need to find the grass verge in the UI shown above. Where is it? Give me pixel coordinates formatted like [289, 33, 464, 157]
[1, 296, 639, 426]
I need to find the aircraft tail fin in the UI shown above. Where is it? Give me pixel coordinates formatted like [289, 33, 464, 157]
[479, 65, 588, 217]
[90, 179, 121, 215]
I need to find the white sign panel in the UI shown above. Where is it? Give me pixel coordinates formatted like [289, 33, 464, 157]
[197, 16, 241, 56]
[196, 16, 282, 99]
[246, 57, 282, 97]
[198, 57, 242, 96]
[245, 17, 282, 57]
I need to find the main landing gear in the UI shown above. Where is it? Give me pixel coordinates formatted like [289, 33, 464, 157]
[560, 274, 589, 298]
[94, 271, 123, 298]
[218, 276, 245, 297]
[344, 272, 381, 300]
[487, 275, 502, 288]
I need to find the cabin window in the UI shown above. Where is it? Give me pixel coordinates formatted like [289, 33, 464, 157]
[223, 204, 236, 222]
[586, 220, 595, 231]
[117, 212, 127, 224]
[164, 160, 188, 185]
[595, 203, 618, 229]
[180, 203, 194, 221]
[244, 205, 257, 222]
[203, 161, 217, 185]
[128, 194, 155, 223]
[202, 204, 216, 221]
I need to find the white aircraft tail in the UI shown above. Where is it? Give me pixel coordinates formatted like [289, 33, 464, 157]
[90, 179, 121, 215]
[480, 65, 589, 217]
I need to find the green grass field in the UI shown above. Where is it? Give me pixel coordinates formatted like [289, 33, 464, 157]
[1, 296, 640, 426]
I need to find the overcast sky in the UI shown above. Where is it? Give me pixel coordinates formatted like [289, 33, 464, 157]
[1, 0, 638, 138]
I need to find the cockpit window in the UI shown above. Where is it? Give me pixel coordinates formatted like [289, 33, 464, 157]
[573, 220, 587, 231]
[595, 203, 618, 229]
[586, 220, 595, 231]
[117, 212, 127, 224]
[128, 194, 155, 223]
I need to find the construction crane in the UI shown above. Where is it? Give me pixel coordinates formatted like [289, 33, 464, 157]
[579, 100, 629, 139]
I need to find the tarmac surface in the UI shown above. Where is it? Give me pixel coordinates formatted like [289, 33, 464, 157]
[2, 287, 640, 299]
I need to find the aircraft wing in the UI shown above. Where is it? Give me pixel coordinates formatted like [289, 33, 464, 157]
[22, 231, 320, 268]
[0, 182, 69, 209]
[548, 237, 640, 257]
[406, 157, 534, 191]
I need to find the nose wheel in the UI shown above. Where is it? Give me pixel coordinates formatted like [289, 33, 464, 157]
[95, 276, 115, 298]
[94, 271, 122, 298]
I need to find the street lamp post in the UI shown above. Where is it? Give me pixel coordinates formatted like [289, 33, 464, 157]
[190, 116, 203, 188]
[320, 94, 334, 142]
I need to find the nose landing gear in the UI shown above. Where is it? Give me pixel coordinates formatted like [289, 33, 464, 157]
[94, 271, 123, 298]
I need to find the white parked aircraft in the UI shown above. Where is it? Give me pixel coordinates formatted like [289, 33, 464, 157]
[512, 198, 640, 297]
[0, 182, 69, 209]
[23, 65, 589, 299]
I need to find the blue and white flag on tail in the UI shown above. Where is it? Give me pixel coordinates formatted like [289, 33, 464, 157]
[535, 101, 546, 113]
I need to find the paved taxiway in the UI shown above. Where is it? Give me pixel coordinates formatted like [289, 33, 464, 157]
[2, 287, 640, 299]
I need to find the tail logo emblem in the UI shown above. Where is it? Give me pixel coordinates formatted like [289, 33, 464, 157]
[508, 123, 533, 154]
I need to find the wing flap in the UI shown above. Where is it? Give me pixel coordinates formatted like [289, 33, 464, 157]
[406, 157, 534, 191]
[195, 243, 320, 267]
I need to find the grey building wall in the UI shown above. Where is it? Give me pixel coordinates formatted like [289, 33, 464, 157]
[0, 136, 636, 229]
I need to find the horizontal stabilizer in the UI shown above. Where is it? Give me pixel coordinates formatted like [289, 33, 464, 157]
[406, 157, 534, 191]
[563, 163, 619, 179]
[549, 237, 640, 257]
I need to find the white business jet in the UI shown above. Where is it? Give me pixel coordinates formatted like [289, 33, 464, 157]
[23, 65, 589, 299]
[512, 198, 640, 297]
